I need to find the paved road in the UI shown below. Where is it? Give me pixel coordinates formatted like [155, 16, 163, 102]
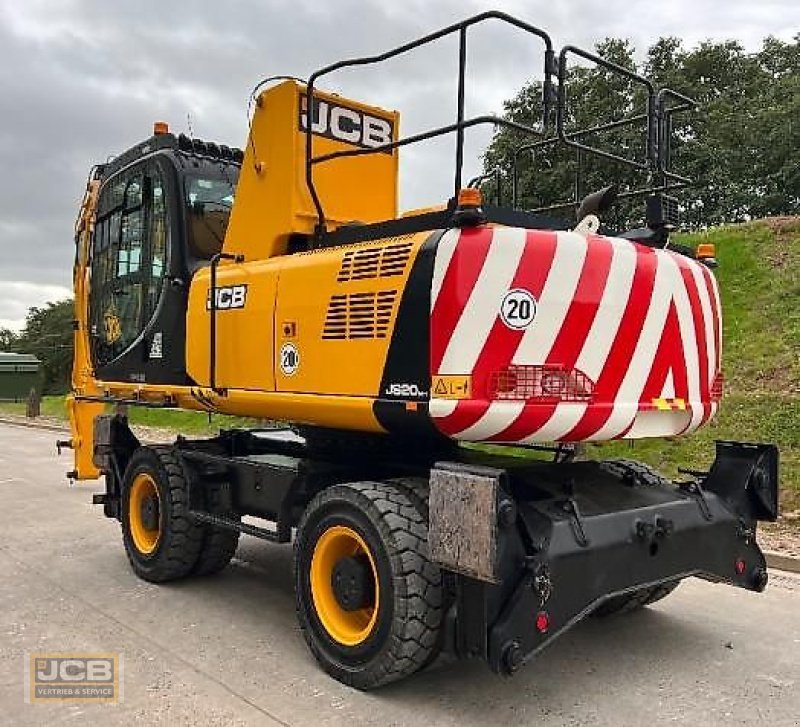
[1, 422, 798, 726]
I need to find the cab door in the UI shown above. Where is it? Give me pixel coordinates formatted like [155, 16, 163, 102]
[90, 158, 187, 384]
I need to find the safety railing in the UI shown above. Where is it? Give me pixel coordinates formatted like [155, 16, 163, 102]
[301, 11, 695, 237]
[304, 11, 556, 235]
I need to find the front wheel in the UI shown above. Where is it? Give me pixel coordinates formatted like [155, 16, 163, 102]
[294, 481, 443, 690]
[121, 446, 205, 583]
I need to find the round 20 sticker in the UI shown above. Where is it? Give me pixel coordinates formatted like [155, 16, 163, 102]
[500, 288, 537, 330]
[279, 342, 300, 376]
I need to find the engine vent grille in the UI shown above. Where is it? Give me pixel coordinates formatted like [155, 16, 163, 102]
[337, 240, 413, 282]
[322, 291, 398, 340]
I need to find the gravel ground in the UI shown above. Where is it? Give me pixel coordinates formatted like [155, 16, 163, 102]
[761, 519, 800, 558]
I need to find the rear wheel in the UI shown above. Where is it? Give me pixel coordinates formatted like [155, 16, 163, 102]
[121, 446, 205, 583]
[599, 458, 672, 488]
[593, 582, 681, 617]
[294, 480, 443, 690]
[593, 459, 681, 616]
[193, 521, 241, 576]
[192, 479, 241, 576]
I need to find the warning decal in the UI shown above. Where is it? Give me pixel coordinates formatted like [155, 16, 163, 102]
[432, 375, 471, 400]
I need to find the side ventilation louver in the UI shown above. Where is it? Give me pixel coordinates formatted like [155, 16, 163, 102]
[337, 240, 413, 282]
[322, 291, 398, 340]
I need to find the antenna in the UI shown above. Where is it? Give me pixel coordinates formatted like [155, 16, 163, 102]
[186, 112, 195, 139]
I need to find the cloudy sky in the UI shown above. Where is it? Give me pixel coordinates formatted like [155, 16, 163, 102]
[0, 0, 794, 330]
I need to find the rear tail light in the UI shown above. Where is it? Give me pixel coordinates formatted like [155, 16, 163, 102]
[711, 373, 724, 401]
[535, 611, 551, 633]
[489, 365, 595, 402]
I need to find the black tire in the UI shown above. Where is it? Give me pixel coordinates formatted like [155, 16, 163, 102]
[190, 476, 241, 576]
[294, 480, 443, 690]
[593, 459, 680, 616]
[121, 446, 204, 583]
[193, 522, 241, 576]
[592, 581, 681, 617]
[599, 458, 672, 488]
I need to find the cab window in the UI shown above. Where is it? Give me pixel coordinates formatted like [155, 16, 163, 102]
[185, 172, 237, 259]
[90, 165, 168, 366]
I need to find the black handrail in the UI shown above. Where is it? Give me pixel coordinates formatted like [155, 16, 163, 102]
[304, 11, 555, 237]
[300, 11, 696, 236]
[311, 114, 544, 166]
[655, 87, 695, 176]
[513, 82, 694, 213]
[529, 182, 691, 215]
[511, 113, 650, 207]
[556, 45, 656, 171]
[467, 168, 502, 205]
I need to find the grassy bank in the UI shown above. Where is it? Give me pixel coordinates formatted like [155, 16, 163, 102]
[587, 394, 798, 511]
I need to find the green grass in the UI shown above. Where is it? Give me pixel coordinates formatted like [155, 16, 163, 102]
[0, 396, 68, 419]
[113, 406, 257, 435]
[0, 395, 257, 437]
[591, 218, 800, 511]
[674, 218, 800, 395]
[586, 394, 799, 511]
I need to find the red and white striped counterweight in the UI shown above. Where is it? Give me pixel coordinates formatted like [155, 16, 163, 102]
[429, 226, 722, 443]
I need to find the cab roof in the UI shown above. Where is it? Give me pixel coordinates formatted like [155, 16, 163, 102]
[100, 131, 243, 182]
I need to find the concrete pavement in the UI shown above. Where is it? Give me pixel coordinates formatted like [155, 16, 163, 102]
[1, 422, 798, 726]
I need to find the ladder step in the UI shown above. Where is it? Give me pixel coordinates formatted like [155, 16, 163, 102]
[189, 510, 283, 542]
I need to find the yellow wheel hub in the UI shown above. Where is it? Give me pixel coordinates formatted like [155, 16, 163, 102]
[310, 525, 379, 646]
[129, 473, 161, 555]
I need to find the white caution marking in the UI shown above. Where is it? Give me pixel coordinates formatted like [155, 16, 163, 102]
[519, 237, 639, 443]
[455, 231, 587, 441]
[430, 228, 461, 307]
[437, 228, 527, 375]
[428, 399, 459, 418]
[587, 250, 675, 441]
[689, 263, 716, 388]
[669, 256, 702, 432]
[660, 368, 676, 400]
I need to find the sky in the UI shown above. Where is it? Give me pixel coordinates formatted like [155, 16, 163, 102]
[0, 0, 796, 330]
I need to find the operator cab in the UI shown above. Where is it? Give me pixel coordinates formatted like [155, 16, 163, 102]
[88, 125, 243, 385]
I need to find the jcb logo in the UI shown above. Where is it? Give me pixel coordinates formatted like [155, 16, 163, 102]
[36, 658, 113, 682]
[206, 284, 248, 311]
[27, 653, 121, 703]
[299, 94, 394, 153]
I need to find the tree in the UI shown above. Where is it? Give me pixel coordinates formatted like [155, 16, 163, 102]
[0, 328, 16, 350]
[13, 300, 74, 395]
[483, 34, 800, 228]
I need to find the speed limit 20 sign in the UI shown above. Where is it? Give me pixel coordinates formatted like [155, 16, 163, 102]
[499, 288, 537, 330]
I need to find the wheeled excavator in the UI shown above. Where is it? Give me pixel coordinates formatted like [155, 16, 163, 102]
[66, 12, 778, 688]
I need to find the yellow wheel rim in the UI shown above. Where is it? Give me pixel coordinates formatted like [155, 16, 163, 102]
[129, 473, 161, 555]
[310, 525, 380, 646]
